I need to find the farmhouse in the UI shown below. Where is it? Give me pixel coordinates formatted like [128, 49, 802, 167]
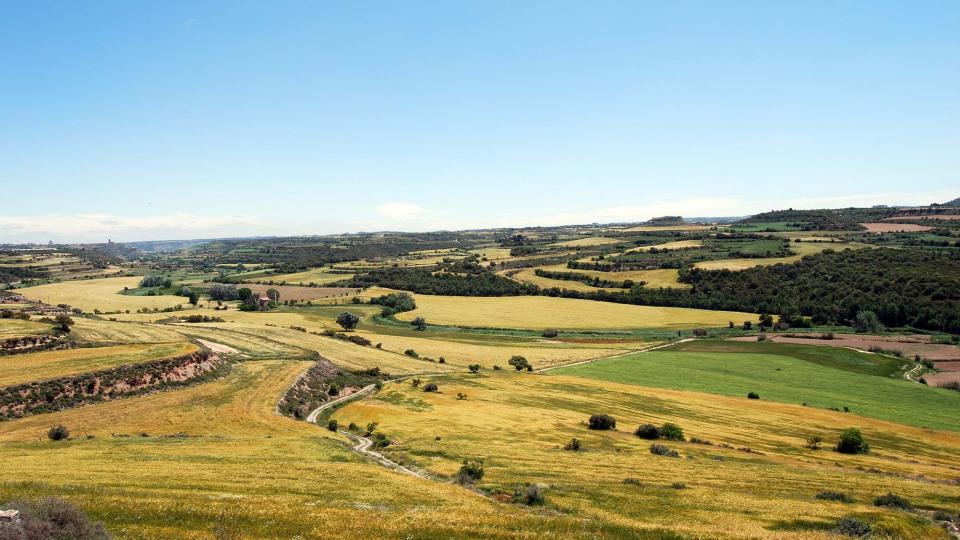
[255, 294, 272, 310]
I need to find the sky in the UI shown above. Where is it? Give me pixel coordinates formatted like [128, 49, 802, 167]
[1, 1, 958, 243]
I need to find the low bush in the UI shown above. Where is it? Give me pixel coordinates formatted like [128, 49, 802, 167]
[404, 349, 419, 358]
[634, 424, 661, 440]
[815, 491, 853, 503]
[622, 478, 641, 485]
[670, 482, 687, 490]
[0, 497, 110, 539]
[650, 444, 679, 457]
[659, 422, 685, 441]
[588, 414, 616, 430]
[47, 425, 69, 441]
[542, 328, 559, 338]
[836, 516, 871, 537]
[747, 391, 760, 399]
[457, 457, 484, 483]
[327, 419, 338, 432]
[514, 484, 545, 506]
[423, 382, 439, 392]
[468, 364, 481, 373]
[563, 438, 581, 451]
[805, 435, 823, 450]
[835, 428, 869, 454]
[873, 493, 911, 510]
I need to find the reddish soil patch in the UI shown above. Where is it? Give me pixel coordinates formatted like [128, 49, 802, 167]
[242, 284, 358, 302]
[932, 361, 960, 372]
[923, 371, 960, 387]
[860, 222, 932, 233]
[882, 215, 960, 221]
[728, 333, 960, 361]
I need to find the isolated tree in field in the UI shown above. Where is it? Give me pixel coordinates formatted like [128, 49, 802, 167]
[266, 288, 280, 303]
[188, 291, 199, 306]
[468, 364, 481, 373]
[237, 287, 252, 302]
[162, 278, 173, 288]
[48, 424, 69, 441]
[742, 321, 752, 330]
[508, 355, 531, 371]
[54, 314, 74, 333]
[588, 414, 616, 430]
[835, 428, 869, 454]
[853, 310, 883, 333]
[411, 316, 427, 331]
[336, 312, 359, 331]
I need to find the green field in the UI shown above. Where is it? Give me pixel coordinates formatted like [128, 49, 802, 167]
[557, 340, 960, 431]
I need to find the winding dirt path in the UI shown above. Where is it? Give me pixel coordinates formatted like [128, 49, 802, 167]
[305, 384, 376, 424]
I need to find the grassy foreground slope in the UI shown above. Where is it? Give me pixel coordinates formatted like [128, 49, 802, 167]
[556, 341, 960, 431]
[0, 360, 592, 539]
[336, 371, 958, 539]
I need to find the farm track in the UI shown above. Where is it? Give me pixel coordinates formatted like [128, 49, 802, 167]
[534, 338, 693, 373]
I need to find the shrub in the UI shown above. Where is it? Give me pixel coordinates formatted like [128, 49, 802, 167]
[835, 428, 869, 454]
[508, 355, 531, 371]
[747, 391, 760, 400]
[650, 444, 679, 457]
[933, 510, 957, 523]
[670, 482, 687, 490]
[327, 419, 338, 432]
[588, 414, 616, 430]
[622, 477, 641, 485]
[468, 364, 481, 373]
[815, 491, 853, 503]
[836, 516, 871, 537]
[456, 392, 467, 400]
[634, 424, 661, 440]
[411, 316, 427, 331]
[805, 435, 823, 450]
[514, 484, 545, 506]
[563, 438, 581, 451]
[873, 493, 911, 510]
[542, 328, 559, 338]
[0, 497, 110, 540]
[457, 457, 484, 483]
[404, 349, 419, 358]
[47, 425, 69, 441]
[493, 365, 501, 370]
[659, 422, 685, 441]
[411, 378, 422, 388]
[423, 382, 438, 392]
[336, 312, 360, 331]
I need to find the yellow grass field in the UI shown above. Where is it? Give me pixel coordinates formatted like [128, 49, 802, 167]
[0, 342, 198, 387]
[334, 370, 959, 539]
[694, 241, 870, 271]
[551, 236, 621, 247]
[625, 239, 704, 252]
[0, 318, 53, 339]
[394, 293, 753, 330]
[508, 264, 689, 291]
[17, 276, 188, 312]
[0, 361, 579, 539]
[353, 331, 641, 370]
[261, 267, 354, 285]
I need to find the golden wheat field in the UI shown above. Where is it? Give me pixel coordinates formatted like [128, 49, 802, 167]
[693, 242, 871, 271]
[508, 264, 689, 290]
[393, 292, 752, 330]
[16, 276, 189, 312]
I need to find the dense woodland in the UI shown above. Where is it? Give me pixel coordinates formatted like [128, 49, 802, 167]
[738, 208, 892, 230]
[583, 249, 960, 333]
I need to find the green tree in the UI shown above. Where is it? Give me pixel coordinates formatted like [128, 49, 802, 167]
[411, 316, 427, 331]
[266, 288, 280, 303]
[508, 355, 531, 371]
[853, 310, 883, 333]
[237, 287, 252, 302]
[835, 428, 869, 454]
[188, 291, 199, 306]
[54, 314, 75, 333]
[336, 312, 360, 331]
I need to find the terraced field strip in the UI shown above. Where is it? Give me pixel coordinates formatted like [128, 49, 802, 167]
[0, 318, 53, 339]
[17, 276, 188, 312]
[693, 241, 870, 271]
[0, 341, 200, 387]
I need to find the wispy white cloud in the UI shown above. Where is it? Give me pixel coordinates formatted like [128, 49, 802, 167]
[0, 213, 263, 243]
[375, 201, 426, 220]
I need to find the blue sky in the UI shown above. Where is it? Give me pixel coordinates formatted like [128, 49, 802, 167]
[1, 1, 958, 242]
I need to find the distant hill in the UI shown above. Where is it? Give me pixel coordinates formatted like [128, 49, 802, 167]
[645, 216, 685, 226]
[944, 197, 960, 206]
